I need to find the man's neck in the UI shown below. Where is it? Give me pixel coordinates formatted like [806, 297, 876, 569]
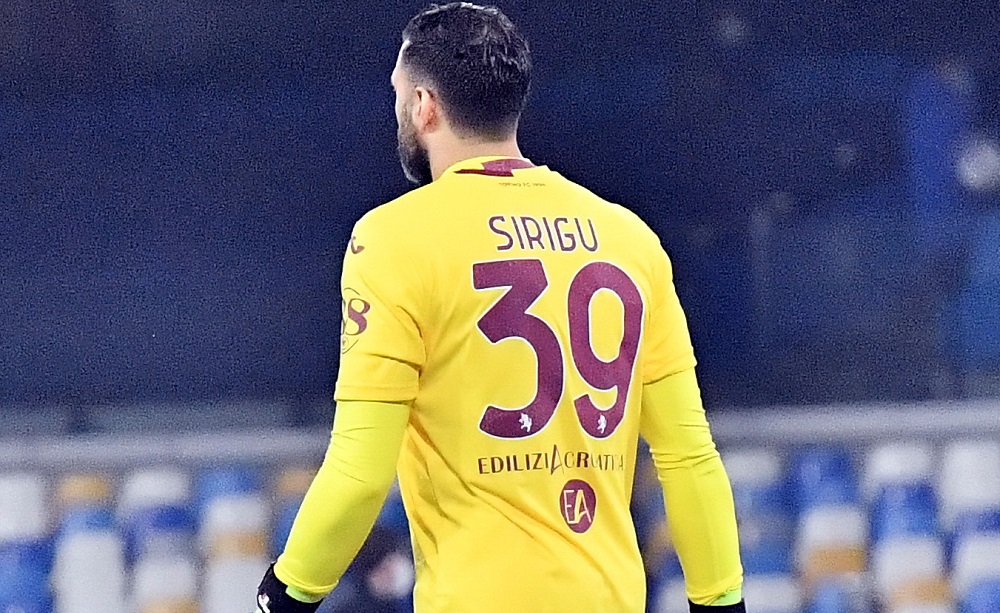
[429, 138, 523, 181]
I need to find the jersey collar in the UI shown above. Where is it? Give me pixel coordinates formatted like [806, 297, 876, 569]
[443, 156, 539, 177]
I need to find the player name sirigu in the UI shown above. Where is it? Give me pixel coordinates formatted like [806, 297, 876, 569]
[488, 215, 599, 253]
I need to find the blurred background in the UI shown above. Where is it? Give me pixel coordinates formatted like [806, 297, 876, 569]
[1, 1, 999, 612]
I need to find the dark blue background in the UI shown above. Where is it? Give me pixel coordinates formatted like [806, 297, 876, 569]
[2, 1, 999, 423]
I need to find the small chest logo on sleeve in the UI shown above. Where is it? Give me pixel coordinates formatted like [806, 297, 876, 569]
[560, 479, 597, 533]
[341, 287, 371, 354]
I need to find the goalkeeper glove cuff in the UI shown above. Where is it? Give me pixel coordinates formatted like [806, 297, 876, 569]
[689, 601, 746, 613]
[256, 563, 323, 613]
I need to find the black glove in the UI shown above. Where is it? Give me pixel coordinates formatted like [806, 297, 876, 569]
[689, 600, 746, 613]
[256, 564, 322, 613]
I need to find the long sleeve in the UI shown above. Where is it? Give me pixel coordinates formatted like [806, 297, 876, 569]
[273, 399, 410, 597]
[640, 368, 743, 605]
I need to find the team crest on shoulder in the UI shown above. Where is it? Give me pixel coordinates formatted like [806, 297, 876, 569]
[341, 287, 371, 354]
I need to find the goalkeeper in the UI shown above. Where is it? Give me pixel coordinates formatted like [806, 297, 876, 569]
[256, 3, 745, 612]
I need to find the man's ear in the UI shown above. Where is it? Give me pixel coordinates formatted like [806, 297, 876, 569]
[412, 86, 440, 133]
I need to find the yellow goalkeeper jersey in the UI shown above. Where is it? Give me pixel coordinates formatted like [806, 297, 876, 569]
[335, 156, 698, 612]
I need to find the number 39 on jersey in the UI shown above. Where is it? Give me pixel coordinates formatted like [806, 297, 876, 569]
[472, 258, 644, 441]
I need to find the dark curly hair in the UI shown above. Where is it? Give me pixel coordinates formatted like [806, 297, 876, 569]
[401, 3, 532, 140]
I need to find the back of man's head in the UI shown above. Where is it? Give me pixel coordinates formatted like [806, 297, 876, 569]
[401, 3, 532, 141]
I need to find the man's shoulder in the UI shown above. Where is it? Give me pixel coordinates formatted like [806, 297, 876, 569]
[355, 182, 449, 232]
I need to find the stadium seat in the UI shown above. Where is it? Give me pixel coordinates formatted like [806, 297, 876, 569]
[725, 448, 789, 513]
[871, 535, 950, 607]
[939, 440, 1000, 530]
[0, 472, 49, 543]
[199, 492, 270, 559]
[274, 466, 316, 500]
[52, 508, 126, 613]
[863, 441, 935, 501]
[117, 467, 191, 519]
[870, 482, 940, 543]
[194, 465, 264, 516]
[54, 473, 113, 513]
[961, 579, 1000, 613]
[123, 504, 197, 565]
[796, 503, 867, 587]
[887, 605, 956, 613]
[132, 555, 199, 613]
[806, 579, 867, 613]
[793, 446, 860, 512]
[725, 448, 795, 576]
[653, 575, 802, 613]
[202, 556, 270, 613]
[742, 537, 794, 576]
[742, 574, 802, 613]
[952, 530, 1000, 598]
[270, 466, 317, 556]
[952, 508, 1000, 536]
[271, 499, 301, 558]
[0, 539, 54, 608]
[650, 576, 686, 613]
[0, 594, 52, 613]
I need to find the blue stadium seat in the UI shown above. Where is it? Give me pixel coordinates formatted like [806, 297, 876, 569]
[0, 539, 53, 580]
[0, 539, 54, 612]
[870, 482, 940, 543]
[793, 446, 859, 511]
[0, 593, 52, 613]
[194, 465, 264, 518]
[733, 476, 795, 576]
[963, 579, 1000, 613]
[58, 507, 116, 539]
[953, 509, 1000, 538]
[807, 580, 860, 613]
[123, 504, 196, 565]
[52, 506, 127, 613]
[742, 538, 794, 576]
[271, 500, 301, 558]
[733, 476, 791, 519]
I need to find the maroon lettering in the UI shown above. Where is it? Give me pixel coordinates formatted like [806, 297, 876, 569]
[568, 262, 643, 438]
[541, 217, 557, 251]
[577, 218, 599, 252]
[511, 217, 526, 250]
[473, 260, 563, 439]
[489, 215, 514, 252]
[550, 445, 563, 474]
[506, 455, 525, 472]
[553, 217, 576, 251]
[521, 216, 546, 250]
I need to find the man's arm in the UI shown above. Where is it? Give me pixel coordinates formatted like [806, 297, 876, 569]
[640, 367, 745, 611]
[256, 400, 409, 611]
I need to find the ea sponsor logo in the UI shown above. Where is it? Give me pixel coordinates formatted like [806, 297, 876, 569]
[559, 479, 596, 533]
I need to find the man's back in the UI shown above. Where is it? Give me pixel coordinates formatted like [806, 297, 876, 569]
[337, 156, 697, 612]
[257, 6, 743, 612]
